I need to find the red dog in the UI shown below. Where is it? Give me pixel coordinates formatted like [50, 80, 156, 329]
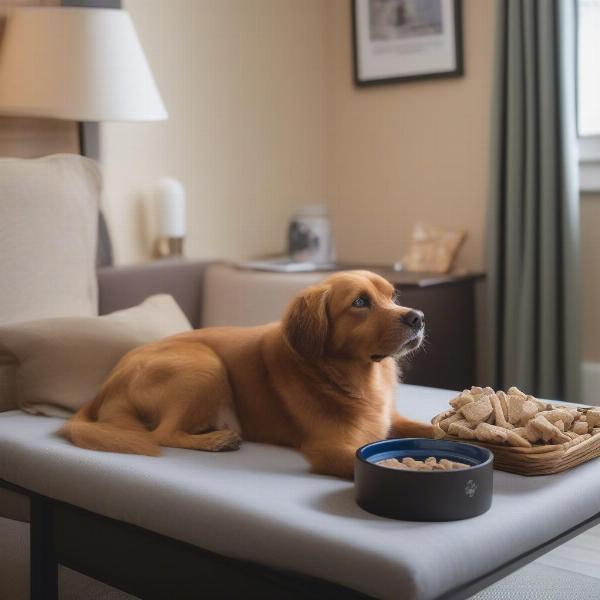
[61, 271, 433, 479]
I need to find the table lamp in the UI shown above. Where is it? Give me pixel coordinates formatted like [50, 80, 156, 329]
[0, 6, 169, 262]
[0, 6, 167, 123]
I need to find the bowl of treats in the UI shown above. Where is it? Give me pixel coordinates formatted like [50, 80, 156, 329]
[355, 438, 493, 521]
[431, 386, 600, 475]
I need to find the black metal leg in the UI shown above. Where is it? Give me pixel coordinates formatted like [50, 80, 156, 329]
[30, 496, 58, 600]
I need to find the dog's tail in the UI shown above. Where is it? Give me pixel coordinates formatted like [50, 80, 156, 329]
[59, 399, 160, 457]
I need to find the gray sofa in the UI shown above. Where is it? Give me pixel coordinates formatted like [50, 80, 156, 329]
[97, 259, 208, 329]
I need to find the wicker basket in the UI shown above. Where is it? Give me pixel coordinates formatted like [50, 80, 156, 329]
[431, 404, 600, 476]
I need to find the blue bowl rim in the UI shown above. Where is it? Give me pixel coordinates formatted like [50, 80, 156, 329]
[356, 438, 494, 474]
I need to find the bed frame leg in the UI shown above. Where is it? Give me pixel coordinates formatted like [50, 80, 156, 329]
[30, 496, 58, 600]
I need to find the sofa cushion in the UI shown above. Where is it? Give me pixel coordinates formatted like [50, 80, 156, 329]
[0, 154, 100, 325]
[0, 295, 191, 418]
[2, 385, 600, 600]
[0, 154, 101, 412]
[201, 263, 326, 327]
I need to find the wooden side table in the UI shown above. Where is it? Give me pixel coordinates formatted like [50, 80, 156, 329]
[372, 269, 485, 391]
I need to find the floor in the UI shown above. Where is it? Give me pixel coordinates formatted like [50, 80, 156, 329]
[535, 524, 600, 579]
[2, 516, 600, 600]
[470, 524, 600, 599]
[0, 517, 137, 600]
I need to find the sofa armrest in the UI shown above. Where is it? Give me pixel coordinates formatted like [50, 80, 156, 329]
[97, 259, 211, 328]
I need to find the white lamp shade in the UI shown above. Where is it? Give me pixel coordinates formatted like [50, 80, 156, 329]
[0, 7, 167, 121]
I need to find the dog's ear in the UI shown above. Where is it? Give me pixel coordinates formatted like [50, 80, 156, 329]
[283, 285, 329, 361]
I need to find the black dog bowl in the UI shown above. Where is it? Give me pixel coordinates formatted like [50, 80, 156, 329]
[355, 438, 493, 521]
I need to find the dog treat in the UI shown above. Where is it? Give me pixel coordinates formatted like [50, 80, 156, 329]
[573, 421, 589, 436]
[531, 415, 571, 444]
[432, 424, 446, 439]
[586, 410, 600, 428]
[527, 395, 548, 412]
[497, 390, 510, 419]
[431, 408, 454, 425]
[439, 458, 470, 470]
[506, 394, 534, 425]
[507, 386, 527, 398]
[512, 426, 528, 437]
[438, 412, 465, 432]
[448, 420, 477, 440]
[450, 391, 475, 410]
[460, 396, 493, 426]
[525, 420, 542, 443]
[376, 457, 469, 471]
[537, 409, 575, 428]
[431, 387, 600, 450]
[376, 458, 409, 470]
[519, 400, 540, 426]
[475, 422, 508, 444]
[424, 457, 446, 471]
[505, 429, 532, 448]
[490, 393, 513, 429]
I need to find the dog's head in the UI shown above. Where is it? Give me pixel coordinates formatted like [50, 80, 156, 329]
[283, 270, 424, 363]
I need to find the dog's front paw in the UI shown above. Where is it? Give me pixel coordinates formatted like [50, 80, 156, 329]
[211, 429, 242, 451]
[391, 417, 435, 439]
[419, 423, 435, 439]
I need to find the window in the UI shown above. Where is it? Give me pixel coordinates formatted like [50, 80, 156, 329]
[578, 0, 600, 190]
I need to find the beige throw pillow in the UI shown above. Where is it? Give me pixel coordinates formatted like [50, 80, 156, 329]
[0, 295, 192, 417]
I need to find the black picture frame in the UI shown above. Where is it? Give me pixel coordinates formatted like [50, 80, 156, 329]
[352, 0, 464, 87]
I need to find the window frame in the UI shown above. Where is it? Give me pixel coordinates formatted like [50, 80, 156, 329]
[577, 0, 600, 191]
[579, 137, 600, 192]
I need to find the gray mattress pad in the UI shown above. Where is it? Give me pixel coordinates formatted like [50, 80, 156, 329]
[1, 384, 599, 600]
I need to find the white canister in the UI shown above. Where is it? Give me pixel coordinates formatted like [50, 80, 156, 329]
[288, 204, 335, 264]
[155, 178, 186, 238]
[154, 178, 186, 257]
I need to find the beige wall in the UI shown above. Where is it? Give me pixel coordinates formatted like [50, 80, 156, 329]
[101, 0, 328, 264]
[325, 0, 495, 270]
[102, 0, 494, 269]
[100, 0, 600, 363]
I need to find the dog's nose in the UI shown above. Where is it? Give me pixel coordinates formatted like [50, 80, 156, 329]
[400, 310, 424, 330]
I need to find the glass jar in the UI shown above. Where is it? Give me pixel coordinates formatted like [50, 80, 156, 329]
[288, 204, 335, 264]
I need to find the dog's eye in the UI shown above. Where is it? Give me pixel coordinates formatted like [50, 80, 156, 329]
[352, 295, 370, 308]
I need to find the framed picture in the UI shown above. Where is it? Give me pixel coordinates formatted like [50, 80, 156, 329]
[352, 0, 463, 86]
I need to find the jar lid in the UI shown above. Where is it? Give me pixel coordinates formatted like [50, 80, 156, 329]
[293, 203, 329, 217]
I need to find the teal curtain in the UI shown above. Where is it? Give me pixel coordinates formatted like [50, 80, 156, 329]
[487, 0, 581, 401]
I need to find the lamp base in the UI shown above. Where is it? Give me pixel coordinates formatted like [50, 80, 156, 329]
[155, 236, 184, 258]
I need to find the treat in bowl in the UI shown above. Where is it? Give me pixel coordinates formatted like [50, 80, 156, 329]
[376, 456, 469, 471]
